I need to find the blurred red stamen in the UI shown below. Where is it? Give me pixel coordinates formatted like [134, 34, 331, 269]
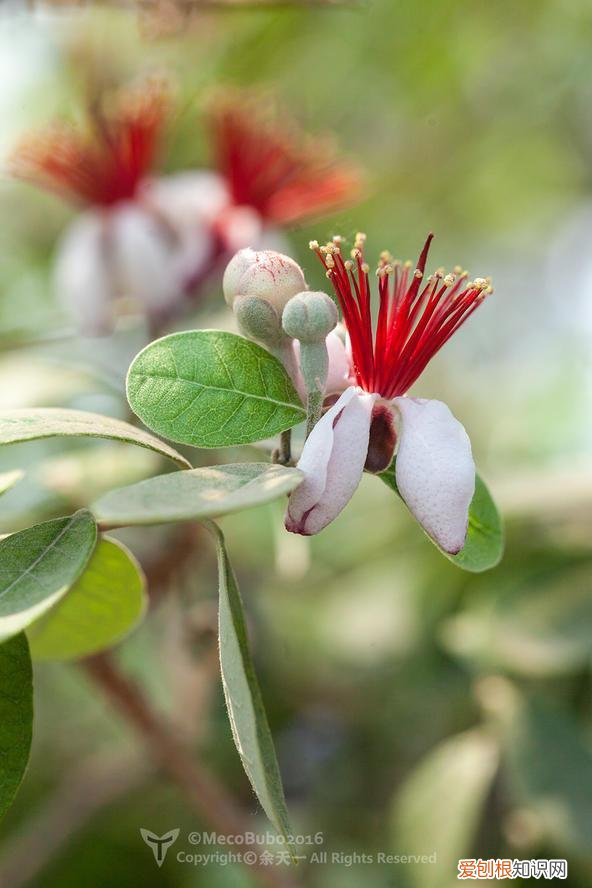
[208, 90, 362, 225]
[11, 78, 169, 208]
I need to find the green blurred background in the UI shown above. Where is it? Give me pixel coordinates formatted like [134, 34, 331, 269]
[1, 1, 592, 886]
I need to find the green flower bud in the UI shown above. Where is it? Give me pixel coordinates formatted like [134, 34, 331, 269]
[233, 295, 283, 347]
[281, 291, 338, 344]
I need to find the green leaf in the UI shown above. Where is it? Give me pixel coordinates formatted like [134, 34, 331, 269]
[27, 538, 146, 660]
[0, 633, 33, 820]
[0, 510, 97, 642]
[380, 463, 504, 572]
[208, 522, 293, 845]
[93, 463, 303, 529]
[0, 408, 191, 469]
[494, 687, 592, 855]
[0, 469, 24, 496]
[126, 330, 305, 448]
[441, 562, 592, 677]
[391, 729, 499, 888]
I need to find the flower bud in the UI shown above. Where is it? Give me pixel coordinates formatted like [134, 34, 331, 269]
[223, 248, 306, 312]
[281, 291, 337, 344]
[233, 295, 283, 347]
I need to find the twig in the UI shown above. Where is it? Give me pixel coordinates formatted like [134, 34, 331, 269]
[83, 652, 300, 888]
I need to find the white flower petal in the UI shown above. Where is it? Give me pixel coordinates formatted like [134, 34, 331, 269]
[144, 171, 231, 228]
[110, 204, 182, 313]
[393, 397, 475, 554]
[325, 329, 354, 394]
[53, 211, 114, 334]
[286, 387, 376, 535]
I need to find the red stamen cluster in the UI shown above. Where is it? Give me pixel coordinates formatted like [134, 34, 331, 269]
[11, 78, 169, 208]
[312, 233, 492, 399]
[208, 90, 362, 225]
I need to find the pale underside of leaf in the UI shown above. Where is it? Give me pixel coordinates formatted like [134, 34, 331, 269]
[27, 537, 147, 660]
[207, 522, 293, 848]
[0, 470, 24, 496]
[0, 408, 191, 469]
[93, 463, 303, 528]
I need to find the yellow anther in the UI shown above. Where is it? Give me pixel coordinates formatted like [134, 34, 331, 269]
[404, 260, 413, 268]
[384, 264, 393, 275]
[414, 269, 423, 279]
[309, 240, 319, 251]
[355, 231, 367, 246]
[351, 248, 361, 260]
[332, 235, 343, 245]
[453, 265, 462, 274]
[443, 273, 455, 287]
[325, 269, 334, 279]
[344, 259, 354, 271]
[361, 262, 370, 274]
[325, 254, 335, 268]
[379, 250, 393, 263]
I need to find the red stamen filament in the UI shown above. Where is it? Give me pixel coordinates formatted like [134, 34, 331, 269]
[312, 234, 492, 399]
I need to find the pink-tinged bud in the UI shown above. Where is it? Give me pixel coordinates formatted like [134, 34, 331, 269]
[223, 248, 306, 312]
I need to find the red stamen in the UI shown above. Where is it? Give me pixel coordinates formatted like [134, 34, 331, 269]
[312, 234, 492, 399]
[11, 78, 169, 207]
[208, 89, 362, 225]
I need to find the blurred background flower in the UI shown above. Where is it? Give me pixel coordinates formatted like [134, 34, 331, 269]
[1, 1, 592, 887]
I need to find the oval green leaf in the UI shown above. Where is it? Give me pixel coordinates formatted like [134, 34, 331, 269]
[380, 464, 504, 572]
[0, 510, 97, 642]
[391, 729, 499, 888]
[0, 633, 33, 820]
[126, 330, 306, 448]
[0, 408, 190, 469]
[208, 522, 293, 846]
[27, 537, 147, 661]
[93, 463, 303, 529]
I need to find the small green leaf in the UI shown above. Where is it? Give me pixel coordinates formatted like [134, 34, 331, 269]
[126, 330, 305, 448]
[0, 469, 24, 496]
[93, 463, 303, 529]
[380, 463, 504, 572]
[391, 729, 499, 888]
[27, 538, 147, 660]
[208, 522, 293, 845]
[0, 408, 191, 469]
[0, 511, 97, 642]
[0, 633, 33, 820]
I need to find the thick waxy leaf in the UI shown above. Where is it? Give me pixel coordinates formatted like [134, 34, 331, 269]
[0, 510, 97, 641]
[126, 330, 305, 448]
[93, 463, 303, 529]
[28, 538, 146, 660]
[391, 729, 499, 888]
[0, 633, 33, 820]
[380, 463, 503, 572]
[0, 408, 190, 469]
[0, 470, 24, 496]
[208, 522, 293, 844]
